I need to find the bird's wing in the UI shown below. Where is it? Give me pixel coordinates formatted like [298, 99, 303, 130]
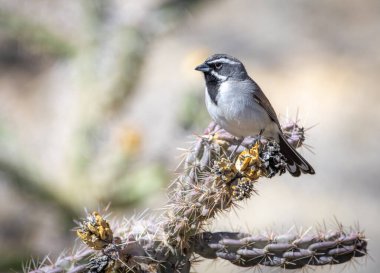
[252, 86, 281, 128]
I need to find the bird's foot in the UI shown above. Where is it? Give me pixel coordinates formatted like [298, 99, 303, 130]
[229, 137, 244, 160]
[253, 129, 265, 146]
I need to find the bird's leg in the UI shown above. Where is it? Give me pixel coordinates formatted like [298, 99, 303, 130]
[254, 129, 265, 145]
[230, 137, 244, 160]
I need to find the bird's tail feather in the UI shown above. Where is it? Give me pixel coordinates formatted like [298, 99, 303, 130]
[278, 133, 315, 177]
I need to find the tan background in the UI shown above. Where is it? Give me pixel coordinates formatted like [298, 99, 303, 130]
[0, 0, 379, 272]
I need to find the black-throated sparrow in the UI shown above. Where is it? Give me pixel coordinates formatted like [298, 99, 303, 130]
[195, 54, 315, 177]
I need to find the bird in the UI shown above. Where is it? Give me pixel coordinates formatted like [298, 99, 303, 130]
[195, 53, 315, 177]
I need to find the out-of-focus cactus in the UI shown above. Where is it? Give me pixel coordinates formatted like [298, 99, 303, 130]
[25, 122, 367, 273]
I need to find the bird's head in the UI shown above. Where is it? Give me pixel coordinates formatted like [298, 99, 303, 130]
[195, 54, 248, 83]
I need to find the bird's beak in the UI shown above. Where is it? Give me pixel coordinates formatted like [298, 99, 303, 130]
[195, 63, 211, 72]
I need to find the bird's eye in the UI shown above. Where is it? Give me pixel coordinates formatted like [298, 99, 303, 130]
[214, 63, 223, 70]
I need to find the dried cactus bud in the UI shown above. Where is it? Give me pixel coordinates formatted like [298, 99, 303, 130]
[259, 141, 287, 178]
[235, 143, 262, 180]
[87, 255, 115, 273]
[213, 158, 238, 184]
[231, 177, 255, 201]
[77, 211, 113, 250]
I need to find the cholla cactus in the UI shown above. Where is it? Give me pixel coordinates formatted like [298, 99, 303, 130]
[25, 121, 368, 273]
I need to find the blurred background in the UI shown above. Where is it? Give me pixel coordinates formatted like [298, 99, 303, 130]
[0, 0, 379, 272]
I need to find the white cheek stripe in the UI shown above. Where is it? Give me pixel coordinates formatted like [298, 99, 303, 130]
[211, 70, 227, 81]
[208, 58, 239, 65]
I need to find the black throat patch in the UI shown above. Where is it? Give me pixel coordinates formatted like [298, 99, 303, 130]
[206, 81, 219, 105]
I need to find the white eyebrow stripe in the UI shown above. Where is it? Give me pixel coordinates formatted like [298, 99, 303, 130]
[208, 58, 239, 65]
[210, 70, 227, 81]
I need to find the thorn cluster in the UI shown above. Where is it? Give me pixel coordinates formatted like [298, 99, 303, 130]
[282, 120, 306, 149]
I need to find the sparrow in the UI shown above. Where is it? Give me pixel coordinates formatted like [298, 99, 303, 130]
[195, 54, 315, 177]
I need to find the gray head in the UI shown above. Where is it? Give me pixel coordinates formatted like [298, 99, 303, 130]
[195, 54, 248, 83]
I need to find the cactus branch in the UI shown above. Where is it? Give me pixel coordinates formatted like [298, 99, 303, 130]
[25, 121, 368, 273]
[193, 230, 367, 269]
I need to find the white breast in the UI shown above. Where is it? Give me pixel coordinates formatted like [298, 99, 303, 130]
[205, 81, 279, 139]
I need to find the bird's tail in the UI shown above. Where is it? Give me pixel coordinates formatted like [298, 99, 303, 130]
[278, 133, 315, 177]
